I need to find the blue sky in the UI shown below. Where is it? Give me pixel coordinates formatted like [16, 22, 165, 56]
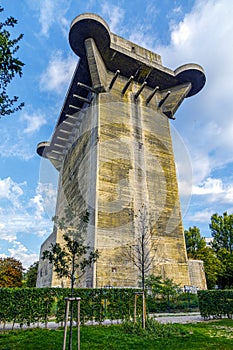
[1, 0, 233, 268]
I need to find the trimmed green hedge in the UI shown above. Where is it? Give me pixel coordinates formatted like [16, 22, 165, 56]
[198, 290, 233, 319]
[147, 293, 199, 313]
[0, 288, 141, 328]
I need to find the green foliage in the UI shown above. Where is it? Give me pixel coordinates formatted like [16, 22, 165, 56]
[122, 317, 188, 339]
[0, 6, 24, 116]
[197, 247, 222, 289]
[184, 225, 223, 289]
[198, 290, 233, 319]
[24, 261, 39, 287]
[145, 275, 164, 296]
[145, 275, 181, 297]
[215, 248, 233, 288]
[0, 288, 56, 328]
[209, 212, 233, 288]
[42, 207, 99, 294]
[0, 288, 141, 328]
[184, 226, 206, 258]
[0, 257, 23, 287]
[147, 292, 199, 313]
[185, 215, 233, 289]
[145, 275, 182, 313]
[210, 212, 233, 254]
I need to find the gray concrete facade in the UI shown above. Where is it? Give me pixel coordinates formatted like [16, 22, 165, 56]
[36, 14, 206, 289]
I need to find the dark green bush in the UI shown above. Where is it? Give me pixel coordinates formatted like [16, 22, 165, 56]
[147, 293, 199, 313]
[122, 317, 188, 338]
[198, 290, 233, 319]
[0, 288, 140, 328]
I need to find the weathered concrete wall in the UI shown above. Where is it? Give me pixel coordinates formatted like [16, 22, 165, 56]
[37, 71, 194, 289]
[188, 259, 207, 290]
[36, 232, 55, 288]
[93, 73, 191, 287]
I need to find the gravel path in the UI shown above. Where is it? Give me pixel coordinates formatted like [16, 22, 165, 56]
[152, 312, 203, 324]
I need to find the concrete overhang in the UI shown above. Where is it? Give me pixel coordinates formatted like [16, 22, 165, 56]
[37, 13, 206, 168]
[69, 13, 205, 98]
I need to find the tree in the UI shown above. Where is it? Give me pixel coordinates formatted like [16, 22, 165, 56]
[124, 205, 156, 292]
[159, 278, 181, 312]
[184, 226, 206, 259]
[0, 257, 23, 287]
[144, 275, 163, 297]
[210, 212, 233, 254]
[42, 208, 99, 294]
[216, 248, 233, 288]
[24, 261, 39, 287]
[209, 212, 233, 289]
[42, 206, 99, 350]
[0, 6, 24, 117]
[145, 275, 181, 312]
[197, 248, 222, 289]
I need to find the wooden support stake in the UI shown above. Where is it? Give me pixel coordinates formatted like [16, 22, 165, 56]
[62, 297, 81, 350]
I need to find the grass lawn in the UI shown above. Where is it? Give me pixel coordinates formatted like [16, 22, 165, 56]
[0, 319, 232, 350]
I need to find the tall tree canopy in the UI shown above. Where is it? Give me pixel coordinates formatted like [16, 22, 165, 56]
[210, 212, 233, 288]
[184, 226, 206, 259]
[24, 261, 39, 287]
[210, 212, 233, 254]
[0, 257, 23, 287]
[0, 6, 24, 117]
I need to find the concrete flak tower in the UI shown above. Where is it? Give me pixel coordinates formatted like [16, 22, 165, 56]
[36, 14, 206, 289]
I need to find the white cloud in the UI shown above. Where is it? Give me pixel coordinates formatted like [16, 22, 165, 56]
[0, 177, 25, 207]
[21, 111, 47, 134]
[0, 178, 54, 267]
[29, 182, 57, 221]
[36, 229, 49, 238]
[173, 6, 182, 15]
[0, 224, 16, 242]
[0, 210, 51, 242]
[145, 3, 160, 18]
[193, 178, 233, 209]
[154, 0, 233, 186]
[101, 2, 125, 33]
[129, 29, 155, 51]
[0, 107, 48, 160]
[39, 0, 55, 36]
[36, 182, 57, 218]
[188, 209, 213, 223]
[29, 193, 45, 221]
[0, 178, 53, 244]
[40, 50, 77, 94]
[193, 177, 233, 205]
[38, 0, 71, 37]
[193, 178, 223, 195]
[8, 241, 39, 269]
[0, 141, 34, 161]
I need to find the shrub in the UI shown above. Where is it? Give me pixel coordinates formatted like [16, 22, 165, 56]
[198, 290, 233, 319]
[122, 317, 188, 338]
[0, 288, 141, 328]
